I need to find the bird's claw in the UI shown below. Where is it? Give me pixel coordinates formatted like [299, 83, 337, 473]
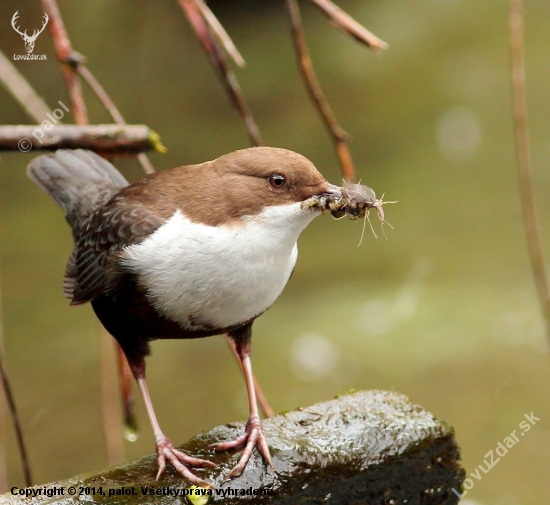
[155, 436, 216, 487]
[209, 416, 273, 479]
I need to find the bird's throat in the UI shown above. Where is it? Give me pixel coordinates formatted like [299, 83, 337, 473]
[120, 203, 318, 330]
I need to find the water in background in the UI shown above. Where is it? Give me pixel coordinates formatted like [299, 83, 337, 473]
[1, 1, 549, 503]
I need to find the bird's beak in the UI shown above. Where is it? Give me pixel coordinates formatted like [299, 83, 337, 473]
[321, 183, 344, 200]
[302, 182, 386, 222]
[301, 184, 344, 215]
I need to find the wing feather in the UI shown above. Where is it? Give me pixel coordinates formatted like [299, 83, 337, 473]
[71, 197, 166, 305]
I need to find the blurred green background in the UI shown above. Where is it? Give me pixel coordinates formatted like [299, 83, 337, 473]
[1, 0, 550, 503]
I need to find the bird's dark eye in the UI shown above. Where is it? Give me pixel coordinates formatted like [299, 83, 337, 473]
[268, 174, 286, 189]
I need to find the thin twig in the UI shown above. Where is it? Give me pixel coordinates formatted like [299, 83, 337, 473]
[308, 0, 388, 50]
[286, 0, 356, 182]
[509, 0, 550, 345]
[76, 66, 156, 174]
[192, 0, 246, 68]
[116, 344, 138, 441]
[76, 65, 152, 418]
[41, 0, 134, 461]
[99, 328, 125, 465]
[0, 270, 32, 487]
[73, 66, 147, 436]
[174, 0, 272, 408]
[40, 0, 88, 125]
[76, 67, 124, 125]
[0, 358, 32, 487]
[178, 0, 263, 146]
[42, 0, 151, 443]
[42, 0, 155, 173]
[0, 49, 52, 123]
[0, 267, 7, 492]
[75, 68, 153, 424]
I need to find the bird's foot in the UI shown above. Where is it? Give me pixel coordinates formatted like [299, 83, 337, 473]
[209, 416, 273, 479]
[155, 435, 216, 486]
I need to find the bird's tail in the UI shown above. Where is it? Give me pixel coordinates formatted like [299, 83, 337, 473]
[27, 149, 129, 232]
[27, 149, 129, 299]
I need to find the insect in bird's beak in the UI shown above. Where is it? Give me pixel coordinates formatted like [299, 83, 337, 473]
[302, 183, 396, 244]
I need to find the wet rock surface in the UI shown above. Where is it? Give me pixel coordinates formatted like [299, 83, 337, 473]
[3, 390, 464, 505]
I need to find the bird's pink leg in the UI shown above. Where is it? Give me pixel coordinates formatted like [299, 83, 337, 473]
[134, 368, 216, 485]
[210, 326, 273, 479]
[225, 334, 274, 418]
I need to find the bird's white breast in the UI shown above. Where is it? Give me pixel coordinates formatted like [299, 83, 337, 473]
[121, 202, 319, 330]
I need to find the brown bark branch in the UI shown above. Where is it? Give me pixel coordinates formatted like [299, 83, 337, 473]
[40, 0, 88, 125]
[178, 0, 263, 146]
[0, 355, 32, 488]
[192, 0, 246, 68]
[0, 49, 52, 123]
[99, 328, 125, 466]
[116, 342, 139, 441]
[0, 125, 164, 154]
[509, 0, 550, 346]
[286, 0, 356, 182]
[0, 308, 5, 493]
[0, 269, 32, 487]
[40, 0, 150, 462]
[308, 0, 388, 50]
[76, 66, 156, 174]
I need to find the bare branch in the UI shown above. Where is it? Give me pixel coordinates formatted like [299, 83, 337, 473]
[76, 66, 124, 125]
[286, 0, 356, 182]
[309, 0, 388, 51]
[116, 343, 139, 441]
[99, 328, 125, 466]
[509, 0, 550, 346]
[178, 0, 263, 146]
[0, 357, 32, 487]
[0, 269, 32, 487]
[192, 0, 246, 68]
[0, 49, 52, 123]
[41, 0, 155, 445]
[40, 0, 88, 125]
[0, 125, 165, 154]
[76, 66, 156, 174]
[0, 269, 7, 492]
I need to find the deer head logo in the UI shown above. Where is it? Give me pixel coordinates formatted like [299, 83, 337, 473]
[11, 11, 49, 54]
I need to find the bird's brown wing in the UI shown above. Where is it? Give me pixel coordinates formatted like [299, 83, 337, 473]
[70, 194, 168, 306]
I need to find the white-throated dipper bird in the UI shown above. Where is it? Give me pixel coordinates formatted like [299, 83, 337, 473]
[27, 147, 380, 485]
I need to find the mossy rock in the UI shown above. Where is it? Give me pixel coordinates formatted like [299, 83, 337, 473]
[3, 390, 464, 505]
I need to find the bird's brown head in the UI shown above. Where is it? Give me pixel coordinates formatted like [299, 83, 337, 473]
[210, 146, 333, 206]
[138, 147, 337, 226]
